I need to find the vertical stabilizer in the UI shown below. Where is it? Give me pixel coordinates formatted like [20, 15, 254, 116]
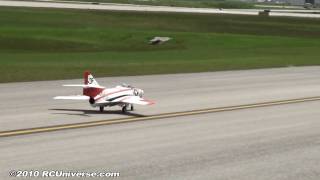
[83, 71, 103, 97]
[84, 71, 100, 86]
[84, 71, 90, 85]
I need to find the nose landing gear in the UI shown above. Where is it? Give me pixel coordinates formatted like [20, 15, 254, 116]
[122, 104, 134, 113]
[122, 106, 127, 113]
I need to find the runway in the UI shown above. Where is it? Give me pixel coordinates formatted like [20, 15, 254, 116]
[1, 98, 320, 179]
[1, 66, 320, 179]
[1, 0, 320, 18]
[1, 66, 320, 131]
[1, 96, 320, 137]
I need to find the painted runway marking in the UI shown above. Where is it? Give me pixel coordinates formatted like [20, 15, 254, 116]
[1, 96, 320, 137]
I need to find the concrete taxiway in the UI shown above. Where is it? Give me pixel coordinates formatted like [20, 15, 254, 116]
[1, 0, 320, 18]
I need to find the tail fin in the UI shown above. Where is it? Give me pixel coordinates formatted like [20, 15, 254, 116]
[84, 71, 100, 86]
[83, 71, 104, 97]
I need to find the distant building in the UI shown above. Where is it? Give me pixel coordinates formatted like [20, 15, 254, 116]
[288, 0, 303, 5]
[256, 0, 320, 6]
[300, 0, 320, 6]
[289, 0, 320, 6]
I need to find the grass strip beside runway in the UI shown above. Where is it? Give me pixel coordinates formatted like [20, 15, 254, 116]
[1, 7, 320, 82]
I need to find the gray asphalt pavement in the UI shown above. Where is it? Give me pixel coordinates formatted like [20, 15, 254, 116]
[1, 66, 320, 131]
[1, 99, 320, 179]
[1, 0, 320, 18]
[1, 67, 320, 179]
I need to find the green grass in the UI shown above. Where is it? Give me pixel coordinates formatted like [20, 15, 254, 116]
[1, 7, 320, 83]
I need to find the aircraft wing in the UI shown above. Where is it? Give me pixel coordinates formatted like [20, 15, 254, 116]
[116, 96, 155, 105]
[53, 95, 90, 100]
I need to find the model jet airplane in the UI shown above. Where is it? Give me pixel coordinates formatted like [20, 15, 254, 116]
[54, 71, 154, 113]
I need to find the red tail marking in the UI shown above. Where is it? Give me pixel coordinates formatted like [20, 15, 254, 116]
[83, 87, 104, 98]
[84, 71, 90, 85]
[83, 71, 102, 97]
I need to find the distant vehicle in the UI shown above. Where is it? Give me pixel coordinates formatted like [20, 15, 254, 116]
[304, 3, 314, 9]
[259, 9, 270, 16]
[54, 71, 154, 113]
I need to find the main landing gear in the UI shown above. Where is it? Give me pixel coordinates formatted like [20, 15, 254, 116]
[99, 106, 104, 112]
[98, 104, 133, 113]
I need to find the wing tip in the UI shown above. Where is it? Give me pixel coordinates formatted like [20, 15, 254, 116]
[53, 96, 61, 100]
[143, 99, 155, 105]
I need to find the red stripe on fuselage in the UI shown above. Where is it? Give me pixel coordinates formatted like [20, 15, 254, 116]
[95, 88, 132, 101]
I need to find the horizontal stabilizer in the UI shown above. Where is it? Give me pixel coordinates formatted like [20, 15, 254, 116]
[53, 95, 89, 100]
[63, 84, 105, 88]
[63, 84, 86, 87]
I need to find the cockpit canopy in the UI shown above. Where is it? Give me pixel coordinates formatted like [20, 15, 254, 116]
[119, 83, 144, 97]
[121, 83, 133, 88]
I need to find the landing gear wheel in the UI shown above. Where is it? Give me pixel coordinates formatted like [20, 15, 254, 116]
[99, 106, 104, 112]
[122, 105, 127, 113]
[130, 104, 134, 111]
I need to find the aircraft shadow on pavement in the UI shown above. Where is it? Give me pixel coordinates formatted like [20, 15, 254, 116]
[49, 109, 146, 117]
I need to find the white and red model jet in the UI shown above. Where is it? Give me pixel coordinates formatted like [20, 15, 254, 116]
[54, 71, 154, 113]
